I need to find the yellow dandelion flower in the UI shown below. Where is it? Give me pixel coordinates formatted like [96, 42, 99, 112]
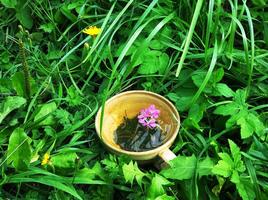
[82, 26, 101, 36]
[41, 153, 50, 165]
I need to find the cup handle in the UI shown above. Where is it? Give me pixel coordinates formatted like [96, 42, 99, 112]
[155, 148, 176, 169]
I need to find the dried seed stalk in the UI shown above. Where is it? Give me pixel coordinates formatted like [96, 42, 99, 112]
[19, 39, 31, 100]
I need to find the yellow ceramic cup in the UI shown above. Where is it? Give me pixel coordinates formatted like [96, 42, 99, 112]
[95, 90, 180, 163]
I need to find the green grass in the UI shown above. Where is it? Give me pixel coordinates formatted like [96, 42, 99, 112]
[0, 0, 268, 199]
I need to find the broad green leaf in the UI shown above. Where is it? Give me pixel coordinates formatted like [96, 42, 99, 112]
[138, 50, 169, 74]
[51, 152, 78, 169]
[166, 93, 180, 102]
[66, 86, 82, 106]
[90, 162, 106, 180]
[149, 39, 165, 50]
[54, 109, 72, 129]
[188, 103, 205, 123]
[34, 102, 57, 126]
[248, 113, 265, 137]
[67, 1, 83, 10]
[7, 128, 31, 170]
[213, 68, 224, 83]
[122, 161, 145, 187]
[160, 26, 172, 39]
[236, 176, 256, 200]
[39, 23, 55, 33]
[47, 50, 65, 60]
[161, 155, 197, 180]
[183, 101, 205, 129]
[12, 72, 25, 97]
[158, 53, 169, 74]
[44, 126, 56, 137]
[115, 44, 136, 57]
[197, 156, 215, 177]
[15, 1, 33, 29]
[75, 168, 96, 180]
[76, 163, 105, 180]
[251, 137, 268, 159]
[213, 103, 239, 116]
[234, 89, 247, 107]
[131, 47, 145, 67]
[226, 109, 248, 128]
[192, 71, 207, 89]
[218, 152, 234, 166]
[192, 68, 224, 93]
[155, 194, 175, 200]
[215, 83, 234, 97]
[229, 140, 241, 163]
[237, 116, 254, 139]
[0, 96, 26, 124]
[167, 93, 194, 112]
[0, 78, 12, 93]
[147, 174, 171, 199]
[11, 72, 36, 97]
[1, 0, 17, 8]
[212, 153, 233, 178]
[60, 5, 77, 22]
[138, 50, 161, 74]
[236, 113, 265, 139]
[183, 117, 201, 131]
[212, 160, 232, 178]
[176, 96, 193, 112]
[252, 0, 267, 6]
[231, 170, 240, 184]
[228, 139, 245, 172]
[213, 140, 246, 186]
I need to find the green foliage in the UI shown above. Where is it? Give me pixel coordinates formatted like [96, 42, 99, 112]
[34, 102, 57, 126]
[147, 174, 173, 200]
[66, 86, 83, 106]
[212, 140, 255, 200]
[15, 0, 33, 29]
[0, 0, 17, 8]
[11, 71, 36, 98]
[183, 103, 206, 130]
[1, 0, 33, 28]
[212, 140, 245, 178]
[161, 155, 197, 180]
[161, 155, 214, 180]
[51, 152, 78, 171]
[192, 68, 234, 97]
[0, 96, 26, 124]
[0, 0, 267, 199]
[137, 49, 169, 74]
[122, 160, 145, 187]
[7, 128, 32, 170]
[11, 72, 27, 97]
[214, 89, 265, 139]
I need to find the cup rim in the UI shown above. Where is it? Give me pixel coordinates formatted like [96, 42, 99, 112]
[95, 90, 180, 156]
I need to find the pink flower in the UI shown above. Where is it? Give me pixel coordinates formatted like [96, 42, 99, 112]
[137, 104, 160, 129]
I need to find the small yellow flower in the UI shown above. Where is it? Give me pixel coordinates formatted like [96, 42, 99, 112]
[82, 26, 101, 36]
[41, 153, 50, 165]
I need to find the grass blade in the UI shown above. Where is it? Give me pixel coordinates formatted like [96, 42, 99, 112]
[189, 41, 218, 107]
[175, 0, 204, 77]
